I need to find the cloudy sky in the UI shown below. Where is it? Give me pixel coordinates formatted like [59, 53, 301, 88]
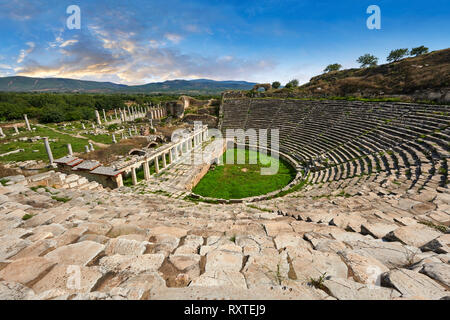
[0, 0, 448, 85]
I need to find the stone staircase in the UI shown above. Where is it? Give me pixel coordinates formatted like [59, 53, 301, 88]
[0, 171, 448, 300]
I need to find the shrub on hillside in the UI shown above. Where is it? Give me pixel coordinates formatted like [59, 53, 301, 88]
[387, 48, 410, 62]
[357, 54, 378, 68]
[324, 63, 342, 73]
[410, 45, 429, 56]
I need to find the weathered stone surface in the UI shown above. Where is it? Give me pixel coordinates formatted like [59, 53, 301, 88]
[32, 265, 104, 294]
[382, 268, 448, 299]
[0, 257, 55, 285]
[190, 271, 247, 289]
[105, 238, 149, 256]
[242, 250, 290, 288]
[361, 222, 398, 239]
[21, 213, 55, 228]
[10, 239, 56, 260]
[106, 224, 147, 238]
[420, 263, 450, 287]
[324, 277, 400, 300]
[45, 241, 105, 266]
[263, 221, 293, 237]
[343, 240, 421, 268]
[339, 251, 389, 285]
[204, 249, 243, 272]
[0, 281, 35, 300]
[384, 224, 442, 247]
[169, 254, 201, 273]
[274, 233, 310, 250]
[421, 234, 450, 254]
[287, 246, 348, 281]
[99, 254, 165, 274]
[149, 226, 188, 238]
[0, 236, 30, 260]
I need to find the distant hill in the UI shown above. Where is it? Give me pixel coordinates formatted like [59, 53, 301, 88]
[0, 76, 257, 94]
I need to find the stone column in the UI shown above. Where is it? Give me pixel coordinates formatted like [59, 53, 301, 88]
[114, 109, 118, 119]
[128, 128, 132, 137]
[89, 143, 94, 151]
[169, 149, 173, 164]
[143, 160, 150, 180]
[82, 123, 86, 130]
[24, 114, 31, 131]
[85, 145, 90, 153]
[95, 110, 102, 125]
[67, 143, 73, 156]
[112, 134, 117, 144]
[43, 137, 54, 165]
[0, 127, 4, 137]
[121, 132, 125, 140]
[155, 156, 160, 173]
[131, 167, 137, 185]
[162, 153, 167, 168]
[14, 126, 19, 134]
[102, 109, 107, 123]
[127, 106, 131, 121]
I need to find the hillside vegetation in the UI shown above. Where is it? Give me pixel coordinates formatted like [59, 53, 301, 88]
[254, 48, 450, 103]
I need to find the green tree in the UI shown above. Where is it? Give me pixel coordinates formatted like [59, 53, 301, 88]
[272, 81, 281, 89]
[387, 48, 410, 62]
[323, 63, 342, 73]
[357, 54, 378, 68]
[285, 79, 299, 88]
[410, 45, 429, 56]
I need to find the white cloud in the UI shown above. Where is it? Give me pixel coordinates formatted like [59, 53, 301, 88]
[17, 42, 35, 63]
[164, 33, 183, 44]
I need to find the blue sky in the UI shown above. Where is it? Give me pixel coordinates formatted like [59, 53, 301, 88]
[0, 0, 448, 85]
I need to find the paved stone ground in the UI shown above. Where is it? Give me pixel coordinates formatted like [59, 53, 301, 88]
[0, 169, 448, 300]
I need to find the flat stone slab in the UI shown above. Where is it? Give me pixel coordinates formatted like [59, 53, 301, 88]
[421, 234, 450, 254]
[0, 236, 31, 260]
[21, 213, 55, 228]
[45, 241, 105, 266]
[0, 257, 56, 285]
[31, 264, 104, 294]
[384, 224, 442, 247]
[204, 249, 243, 272]
[274, 233, 310, 250]
[324, 277, 401, 300]
[361, 222, 398, 239]
[0, 281, 35, 300]
[105, 238, 149, 256]
[190, 270, 247, 289]
[420, 262, 450, 287]
[382, 268, 448, 300]
[10, 239, 56, 260]
[99, 254, 165, 274]
[263, 221, 293, 237]
[287, 246, 348, 281]
[149, 226, 188, 238]
[339, 251, 389, 285]
[344, 240, 421, 268]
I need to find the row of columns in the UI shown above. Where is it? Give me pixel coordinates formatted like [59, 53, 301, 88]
[128, 125, 209, 185]
[94, 106, 150, 126]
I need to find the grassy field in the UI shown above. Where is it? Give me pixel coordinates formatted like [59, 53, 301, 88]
[0, 126, 92, 162]
[192, 148, 296, 199]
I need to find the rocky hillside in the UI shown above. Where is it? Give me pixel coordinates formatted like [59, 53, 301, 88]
[302, 48, 449, 98]
[253, 48, 450, 103]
